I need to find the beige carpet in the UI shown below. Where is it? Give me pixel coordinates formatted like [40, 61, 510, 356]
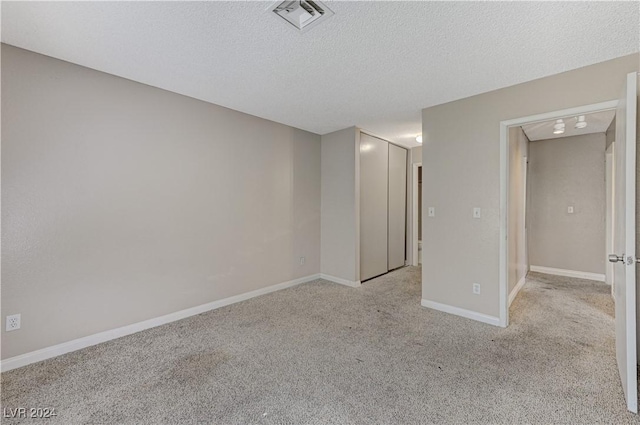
[2, 268, 639, 424]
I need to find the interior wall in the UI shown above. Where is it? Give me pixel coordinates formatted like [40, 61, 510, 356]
[421, 53, 638, 319]
[606, 115, 616, 287]
[320, 127, 358, 282]
[528, 133, 606, 275]
[508, 127, 529, 295]
[605, 142, 615, 287]
[1, 45, 321, 359]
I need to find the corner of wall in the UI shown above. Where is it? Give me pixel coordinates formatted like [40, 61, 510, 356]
[320, 127, 359, 282]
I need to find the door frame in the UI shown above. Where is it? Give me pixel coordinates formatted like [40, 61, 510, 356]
[519, 155, 528, 291]
[498, 100, 618, 327]
[412, 162, 422, 266]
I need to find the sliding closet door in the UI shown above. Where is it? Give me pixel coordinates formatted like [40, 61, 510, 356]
[388, 144, 407, 270]
[360, 134, 388, 281]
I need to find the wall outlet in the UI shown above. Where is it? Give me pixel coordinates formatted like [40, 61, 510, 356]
[567, 206, 574, 214]
[473, 208, 481, 219]
[6, 314, 21, 332]
[299, 256, 305, 265]
[428, 207, 435, 217]
[472, 283, 481, 295]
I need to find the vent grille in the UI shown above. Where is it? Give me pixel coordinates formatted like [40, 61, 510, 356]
[271, 1, 334, 32]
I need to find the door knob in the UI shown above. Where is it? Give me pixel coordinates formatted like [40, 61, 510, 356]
[609, 254, 624, 263]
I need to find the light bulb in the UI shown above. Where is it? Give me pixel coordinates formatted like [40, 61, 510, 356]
[416, 135, 422, 144]
[553, 119, 565, 134]
[575, 116, 587, 129]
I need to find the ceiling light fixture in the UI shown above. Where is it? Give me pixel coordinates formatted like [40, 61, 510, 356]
[575, 115, 587, 129]
[553, 119, 565, 135]
[416, 135, 423, 144]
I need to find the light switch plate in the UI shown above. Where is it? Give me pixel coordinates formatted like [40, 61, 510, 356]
[428, 207, 435, 217]
[567, 206, 574, 214]
[473, 208, 481, 219]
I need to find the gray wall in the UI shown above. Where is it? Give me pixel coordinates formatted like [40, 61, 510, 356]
[528, 133, 606, 274]
[320, 127, 358, 282]
[411, 147, 423, 165]
[1, 45, 321, 359]
[508, 127, 529, 294]
[422, 53, 638, 318]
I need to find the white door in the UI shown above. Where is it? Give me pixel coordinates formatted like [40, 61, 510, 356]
[360, 133, 389, 281]
[388, 144, 407, 270]
[610, 71, 638, 413]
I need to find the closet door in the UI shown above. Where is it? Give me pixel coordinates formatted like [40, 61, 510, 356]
[388, 144, 407, 270]
[360, 133, 388, 281]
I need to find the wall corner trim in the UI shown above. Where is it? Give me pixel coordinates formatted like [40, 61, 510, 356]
[0, 273, 321, 372]
[420, 299, 501, 327]
[509, 275, 527, 306]
[319, 274, 361, 287]
[529, 266, 605, 282]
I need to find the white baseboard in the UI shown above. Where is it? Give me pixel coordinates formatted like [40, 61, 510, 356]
[420, 299, 500, 327]
[529, 266, 605, 282]
[319, 273, 361, 288]
[1, 273, 321, 372]
[509, 275, 527, 306]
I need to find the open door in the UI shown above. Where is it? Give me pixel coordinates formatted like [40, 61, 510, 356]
[609, 72, 638, 413]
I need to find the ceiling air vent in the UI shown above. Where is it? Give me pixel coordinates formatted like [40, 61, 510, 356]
[270, 1, 334, 32]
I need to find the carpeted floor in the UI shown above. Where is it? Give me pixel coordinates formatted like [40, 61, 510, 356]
[2, 268, 639, 424]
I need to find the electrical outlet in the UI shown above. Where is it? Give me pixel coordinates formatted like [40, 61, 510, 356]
[6, 314, 20, 332]
[299, 256, 305, 265]
[472, 283, 481, 295]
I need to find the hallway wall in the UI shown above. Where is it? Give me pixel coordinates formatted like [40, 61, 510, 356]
[508, 127, 529, 295]
[528, 133, 606, 275]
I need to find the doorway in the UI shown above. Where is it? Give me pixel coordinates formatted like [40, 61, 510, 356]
[412, 163, 422, 266]
[524, 109, 615, 282]
[499, 71, 638, 413]
[499, 100, 619, 326]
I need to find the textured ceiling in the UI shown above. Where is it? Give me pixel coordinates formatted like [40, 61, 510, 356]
[2, 1, 638, 148]
[522, 110, 616, 142]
